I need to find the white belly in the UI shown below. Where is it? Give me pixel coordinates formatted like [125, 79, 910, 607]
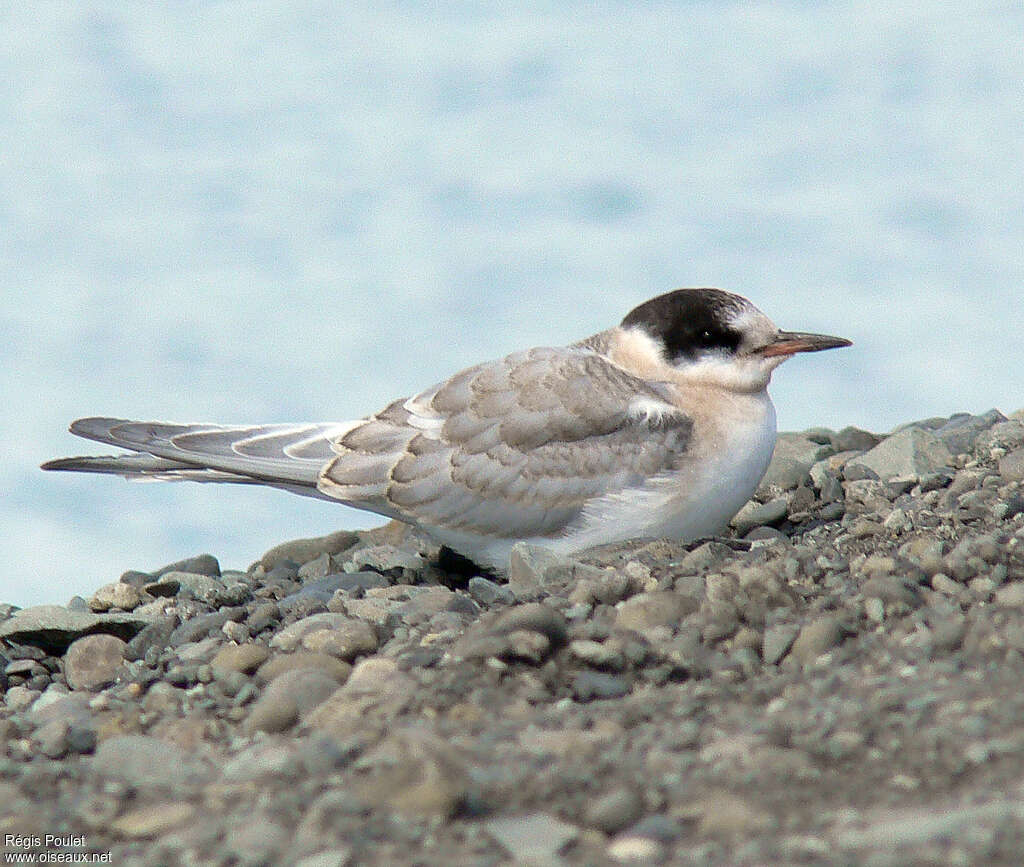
[419, 390, 778, 571]
[551, 390, 778, 555]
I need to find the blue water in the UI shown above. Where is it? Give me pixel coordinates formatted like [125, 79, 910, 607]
[3, 3, 1022, 605]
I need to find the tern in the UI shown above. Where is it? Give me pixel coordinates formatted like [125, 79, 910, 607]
[43, 288, 851, 570]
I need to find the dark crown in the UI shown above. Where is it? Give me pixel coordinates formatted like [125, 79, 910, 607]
[621, 288, 745, 360]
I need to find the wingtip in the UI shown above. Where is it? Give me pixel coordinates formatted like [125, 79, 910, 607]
[41, 457, 85, 472]
[68, 416, 124, 439]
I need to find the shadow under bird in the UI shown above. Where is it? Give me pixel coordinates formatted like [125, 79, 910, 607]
[44, 288, 851, 571]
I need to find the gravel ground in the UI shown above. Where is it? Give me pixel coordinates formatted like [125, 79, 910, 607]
[4, 409, 1024, 866]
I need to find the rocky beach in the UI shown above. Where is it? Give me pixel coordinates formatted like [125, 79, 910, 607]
[3, 409, 1024, 865]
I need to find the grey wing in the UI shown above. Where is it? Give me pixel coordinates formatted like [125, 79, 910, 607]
[319, 346, 694, 537]
[43, 418, 356, 500]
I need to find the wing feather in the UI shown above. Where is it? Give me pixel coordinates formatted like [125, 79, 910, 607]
[319, 345, 693, 538]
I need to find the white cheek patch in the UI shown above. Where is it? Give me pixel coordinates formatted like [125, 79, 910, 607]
[677, 355, 773, 392]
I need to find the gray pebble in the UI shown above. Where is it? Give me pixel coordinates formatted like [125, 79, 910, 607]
[467, 576, 515, 606]
[260, 529, 359, 571]
[935, 409, 1006, 454]
[169, 610, 233, 646]
[5, 685, 41, 711]
[277, 575, 351, 614]
[485, 813, 579, 861]
[843, 462, 880, 482]
[89, 582, 144, 612]
[92, 734, 210, 792]
[0, 605, 152, 653]
[5, 658, 47, 678]
[762, 623, 800, 665]
[64, 634, 126, 691]
[731, 496, 789, 535]
[224, 811, 290, 865]
[586, 787, 644, 834]
[245, 668, 342, 733]
[846, 427, 953, 481]
[256, 651, 352, 684]
[491, 603, 568, 646]
[573, 671, 631, 701]
[348, 544, 425, 574]
[506, 543, 568, 591]
[999, 447, 1024, 482]
[832, 426, 882, 452]
[676, 541, 734, 575]
[153, 553, 221, 578]
[109, 802, 197, 840]
[760, 434, 832, 490]
[211, 643, 269, 674]
[789, 617, 845, 665]
[616, 592, 699, 631]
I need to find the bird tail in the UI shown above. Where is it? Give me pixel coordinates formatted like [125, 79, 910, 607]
[42, 416, 357, 499]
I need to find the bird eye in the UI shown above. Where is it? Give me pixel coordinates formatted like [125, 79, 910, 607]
[701, 330, 714, 344]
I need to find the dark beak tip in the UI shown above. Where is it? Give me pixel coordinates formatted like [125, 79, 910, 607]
[759, 332, 852, 358]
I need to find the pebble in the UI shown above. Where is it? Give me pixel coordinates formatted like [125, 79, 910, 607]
[573, 671, 632, 701]
[615, 592, 699, 631]
[224, 811, 290, 864]
[5, 685, 41, 711]
[89, 582, 144, 612]
[260, 530, 359, 571]
[994, 583, 1024, 607]
[491, 602, 568, 646]
[168, 610, 234, 646]
[731, 496, 789, 535]
[698, 793, 776, 836]
[788, 617, 845, 666]
[63, 634, 127, 691]
[999, 447, 1024, 482]
[762, 623, 799, 665]
[0, 605, 151, 652]
[467, 575, 515, 606]
[256, 651, 352, 684]
[607, 835, 664, 864]
[211, 643, 269, 674]
[153, 553, 221, 578]
[485, 813, 579, 861]
[760, 434, 832, 490]
[832, 426, 882, 452]
[302, 619, 379, 661]
[92, 735, 210, 792]
[506, 543, 568, 590]
[246, 669, 342, 733]
[348, 544, 425, 574]
[109, 802, 197, 839]
[845, 427, 953, 480]
[586, 788, 644, 833]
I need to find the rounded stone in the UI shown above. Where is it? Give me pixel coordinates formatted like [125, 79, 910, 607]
[245, 669, 342, 734]
[64, 634, 127, 691]
[211, 643, 270, 674]
[788, 617, 845, 666]
[586, 788, 644, 834]
[255, 651, 352, 684]
[89, 582, 144, 612]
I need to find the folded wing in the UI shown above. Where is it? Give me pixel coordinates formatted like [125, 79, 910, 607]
[322, 346, 694, 538]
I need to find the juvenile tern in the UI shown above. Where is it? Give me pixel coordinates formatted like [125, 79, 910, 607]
[43, 288, 851, 570]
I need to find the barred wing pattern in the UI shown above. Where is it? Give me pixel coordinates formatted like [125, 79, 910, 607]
[321, 346, 694, 538]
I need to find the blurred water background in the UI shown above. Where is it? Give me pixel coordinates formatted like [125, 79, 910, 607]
[3, 2, 1022, 605]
